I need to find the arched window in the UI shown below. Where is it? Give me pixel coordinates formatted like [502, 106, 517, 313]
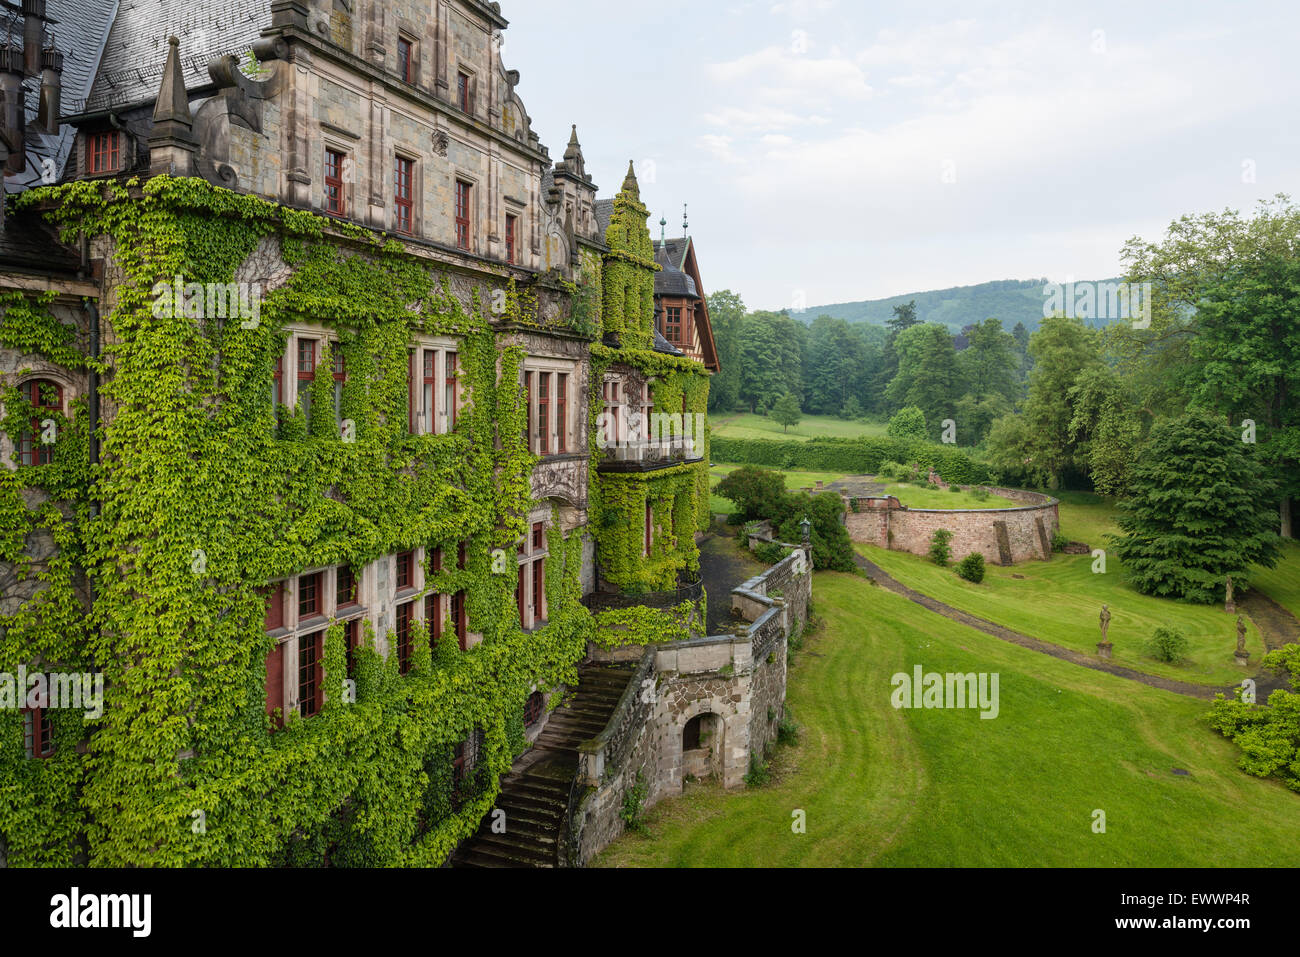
[683, 714, 704, 752]
[524, 691, 544, 728]
[18, 379, 63, 466]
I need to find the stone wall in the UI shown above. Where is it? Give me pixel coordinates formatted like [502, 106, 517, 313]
[564, 547, 809, 866]
[844, 487, 1059, 566]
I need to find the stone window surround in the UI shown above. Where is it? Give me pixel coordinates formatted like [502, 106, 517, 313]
[522, 357, 577, 457]
[409, 335, 462, 436]
[0, 369, 77, 470]
[392, 148, 421, 235]
[321, 140, 354, 217]
[516, 508, 549, 632]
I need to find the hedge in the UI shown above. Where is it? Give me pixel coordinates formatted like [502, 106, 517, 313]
[710, 436, 993, 485]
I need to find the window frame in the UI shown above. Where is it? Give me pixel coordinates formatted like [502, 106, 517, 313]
[505, 213, 517, 265]
[18, 379, 63, 466]
[87, 130, 120, 175]
[454, 180, 472, 250]
[324, 147, 347, 215]
[394, 155, 415, 235]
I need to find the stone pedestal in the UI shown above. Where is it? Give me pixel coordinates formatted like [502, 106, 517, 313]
[1225, 602, 1236, 615]
[1234, 650, 1250, 668]
[1097, 641, 1112, 660]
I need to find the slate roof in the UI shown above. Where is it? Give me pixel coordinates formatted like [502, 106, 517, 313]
[652, 329, 684, 357]
[0, 210, 82, 276]
[593, 199, 613, 240]
[1, 0, 116, 189]
[654, 242, 697, 298]
[81, 0, 272, 113]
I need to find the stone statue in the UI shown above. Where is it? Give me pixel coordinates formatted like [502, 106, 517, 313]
[1099, 604, 1111, 643]
[1225, 575, 1234, 605]
[1236, 615, 1247, 654]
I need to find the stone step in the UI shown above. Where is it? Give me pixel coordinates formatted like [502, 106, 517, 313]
[458, 841, 555, 869]
[471, 833, 556, 866]
[477, 804, 564, 833]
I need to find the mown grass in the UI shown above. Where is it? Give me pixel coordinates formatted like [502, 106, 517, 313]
[708, 463, 849, 515]
[1250, 538, 1300, 619]
[594, 573, 1300, 867]
[711, 412, 888, 443]
[882, 482, 1019, 510]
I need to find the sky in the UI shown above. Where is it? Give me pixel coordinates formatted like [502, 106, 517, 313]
[501, 0, 1300, 312]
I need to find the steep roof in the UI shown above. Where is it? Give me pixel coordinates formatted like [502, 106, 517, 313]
[81, 0, 272, 113]
[653, 243, 697, 297]
[594, 199, 614, 239]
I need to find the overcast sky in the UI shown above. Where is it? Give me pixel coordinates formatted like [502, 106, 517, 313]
[502, 1, 1300, 312]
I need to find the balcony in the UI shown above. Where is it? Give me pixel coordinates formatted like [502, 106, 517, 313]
[596, 410, 706, 473]
[583, 572, 704, 613]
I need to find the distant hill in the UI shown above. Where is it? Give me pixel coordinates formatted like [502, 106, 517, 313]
[795, 278, 1124, 333]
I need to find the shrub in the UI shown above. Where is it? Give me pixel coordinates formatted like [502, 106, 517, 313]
[1145, 626, 1189, 664]
[744, 752, 771, 787]
[929, 528, 953, 567]
[956, 552, 986, 583]
[619, 772, 650, 834]
[1051, 530, 1070, 552]
[949, 484, 964, 493]
[877, 460, 906, 481]
[887, 406, 928, 442]
[777, 713, 800, 746]
[970, 486, 990, 502]
[709, 435, 992, 485]
[715, 466, 787, 521]
[752, 541, 789, 565]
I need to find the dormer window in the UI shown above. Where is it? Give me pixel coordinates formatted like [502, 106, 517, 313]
[88, 131, 120, 175]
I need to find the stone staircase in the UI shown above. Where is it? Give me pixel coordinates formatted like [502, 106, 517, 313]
[454, 663, 632, 868]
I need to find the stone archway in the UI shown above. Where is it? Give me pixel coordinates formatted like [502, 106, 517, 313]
[681, 711, 723, 784]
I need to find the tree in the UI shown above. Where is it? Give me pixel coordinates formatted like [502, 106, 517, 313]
[706, 290, 746, 412]
[736, 311, 805, 414]
[959, 318, 1019, 403]
[803, 315, 865, 415]
[1067, 365, 1143, 496]
[1111, 411, 1281, 603]
[840, 396, 863, 420]
[714, 466, 788, 522]
[776, 491, 855, 572]
[887, 299, 920, 335]
[885, 323, 959, 434]
[886, 406, 927, 441]
[771, 391, 803, 432]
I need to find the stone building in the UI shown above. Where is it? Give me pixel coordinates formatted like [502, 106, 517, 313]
[0, 0, 792, 869]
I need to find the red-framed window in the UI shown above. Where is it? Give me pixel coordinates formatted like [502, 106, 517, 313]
[422, 350, 436, 434]
[556, 373, 568, 453]
[266, 640, 285, 728]
[406, 349, 416, 434]
[397, 37, 414, 83]
[454, 180, 471, 250]
[396, 601, 414, 674]
[452, 542, 467, 650]
[532, 522, 545, 551]
[537, 372, 549, 455]
[394, 157, 414, 235]
[337, 565, 357, 610]
[297, 338, 317, 423]
[457, 72, 472, 113]
[18, 379, 62, 466]
[523, 371, 532, 446]
[343, 619, 361, 680]
[264, 582, 286, 631]
[87, 131, 120, 175]
[396, 551, 414, 591]
[516, 562, 527, 628]
[298, 572, 322, 621]
[23, 707, 54, 759]
[325, 149, 346, 215]
[332, 348, 346, 426]
[425, 548, 442, 648]
[445, 353, 459, 428]
[524, 691, 544, 727]
[505, 214, 517, 265]
[298, 631, 324, 717]
[665, 306, 682, 343]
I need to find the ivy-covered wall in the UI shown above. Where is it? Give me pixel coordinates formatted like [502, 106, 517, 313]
[0, 176, 595, 866]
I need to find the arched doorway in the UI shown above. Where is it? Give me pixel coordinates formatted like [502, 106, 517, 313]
[681, 712, 723, 784]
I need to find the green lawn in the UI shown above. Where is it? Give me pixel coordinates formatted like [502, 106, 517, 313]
[709, 463, 849, 515]
[1251, 538, 1300, 620]
[711, 412, 887, 443]
[595, 573, 1300, 867]
[857, 519, 1271, 687]
[883, 482, 1020, 510]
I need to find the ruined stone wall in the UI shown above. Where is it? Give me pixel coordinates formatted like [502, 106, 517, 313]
[845, 489, 1060, 566]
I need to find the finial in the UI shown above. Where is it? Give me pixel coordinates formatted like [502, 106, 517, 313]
[682, 203, 689, 237]
[659, 215, 667, 245]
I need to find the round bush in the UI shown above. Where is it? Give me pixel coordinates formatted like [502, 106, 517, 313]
[956, 552, 986, 583]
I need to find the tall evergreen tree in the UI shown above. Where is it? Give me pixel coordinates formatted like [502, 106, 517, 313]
[885, 323, 959, 435]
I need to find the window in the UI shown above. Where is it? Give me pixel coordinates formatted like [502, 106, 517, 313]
[397, 37, 414, 83]
[298, 631, 323, 718]
[537, 372, 549, 455]
[298, 572, 322, 621]
[396, 601, 414, 674]
[457, 72, 472, 112]
[264, 582, 286, 632]
[556, 374, 568, 453]
[523, 371, 532, 446]
[297, 339, 317, 425]
[505, 214, 517, 264]
[452, 741, 466, 798]
[516, 563, 527, 628]
[425, 547, 443, 649]
[454, 180, 471, 250]
[23, 707, 54, 759]
[87, 131, 120, 175]
[18, 379, 62, 466]
[517, 521, 547, 630]
[394, 157, 414, 235]
[665, 306, 682, 344]
[422, 350, 436, 434]
[272, 357, 283, 419]
[451, 542, 468, 649]
[325, 149, 346, 215]
[336, 565, 357, 610]
[645, 502, 652, 556]
[524, 691, 544, 728]
[332, 349, 346, 427]
[266, 641, 286, 728]
[407, 349, 417, 434]
[532, 521, 544, 551]
[445, 353, 459, 429]
[343, 619, 362, 679]
[396, 551, 414, 591]
[532, 556, 545, 623]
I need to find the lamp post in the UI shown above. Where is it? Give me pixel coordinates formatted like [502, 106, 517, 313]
[799, 516, 811, 545]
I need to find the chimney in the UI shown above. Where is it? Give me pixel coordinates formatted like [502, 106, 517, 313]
[0, 45, 25, 176]
[38, 44, 63, 134]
